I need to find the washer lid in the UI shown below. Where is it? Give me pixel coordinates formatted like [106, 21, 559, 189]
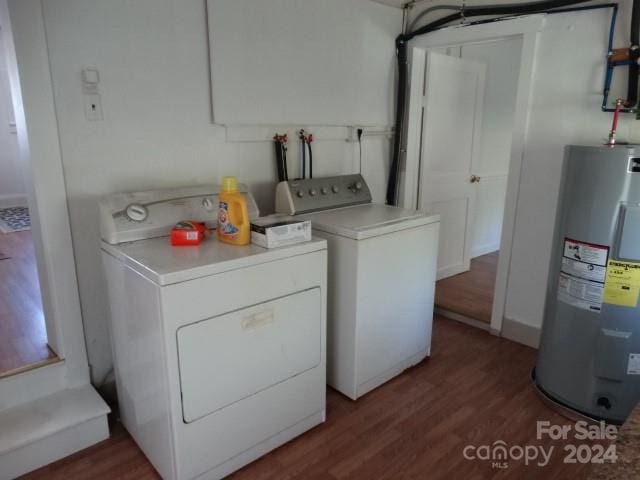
[101, 235, 327, 285]
[300, 204, 440, 240]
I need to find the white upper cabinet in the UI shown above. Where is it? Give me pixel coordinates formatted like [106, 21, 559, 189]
[207, 0, 401, 126]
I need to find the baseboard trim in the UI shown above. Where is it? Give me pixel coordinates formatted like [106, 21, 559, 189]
[471, 243, 500, 259]
[501, 317, 541, 349]
[0, 194, 27, 208]
[435, 307, 491, 332]
[436, 265, 467, 281]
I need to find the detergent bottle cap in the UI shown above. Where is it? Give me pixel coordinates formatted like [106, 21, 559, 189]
[220, 176, 238, 192]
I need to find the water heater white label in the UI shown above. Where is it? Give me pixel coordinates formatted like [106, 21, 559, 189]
[558, 273, 604, 312]
[557, 239, 609, 313]
[563, 238, 608, 266]
[561, 257, 606, 283]
[627, 353, 640, 375]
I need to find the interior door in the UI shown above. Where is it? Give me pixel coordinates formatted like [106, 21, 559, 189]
[416, 52, 486, 279]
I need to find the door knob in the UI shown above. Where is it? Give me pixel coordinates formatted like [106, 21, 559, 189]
[470, 175, 481, 183]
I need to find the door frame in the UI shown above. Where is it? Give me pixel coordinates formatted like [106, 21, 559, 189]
[0, 0, 91, 408]
[401, 15, 544, 335]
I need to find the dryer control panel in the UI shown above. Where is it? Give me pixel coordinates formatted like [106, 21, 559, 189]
[99, 185, 260, 244]
[275, 174, 372, 215]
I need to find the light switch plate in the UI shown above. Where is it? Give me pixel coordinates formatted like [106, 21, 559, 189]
[82, 68, 99, 84]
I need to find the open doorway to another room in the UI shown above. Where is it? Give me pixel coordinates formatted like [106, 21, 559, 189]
[408, 35, 523, 330]
[0, 26, 54, 377]
[436, 251, 499, 326]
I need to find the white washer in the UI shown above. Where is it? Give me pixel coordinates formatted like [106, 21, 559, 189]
[276, 175, 439, 400]
[100, 186, 327, 480]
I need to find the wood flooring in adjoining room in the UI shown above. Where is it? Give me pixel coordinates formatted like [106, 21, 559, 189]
[0, 230, 57, 377]
[435, 251, 499, 325]
[22, 315, 601, 480]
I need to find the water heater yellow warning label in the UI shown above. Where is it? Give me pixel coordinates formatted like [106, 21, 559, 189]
[603, 260, 640, 307]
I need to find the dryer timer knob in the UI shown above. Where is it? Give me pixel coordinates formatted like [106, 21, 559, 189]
[125, 203, 148, 222]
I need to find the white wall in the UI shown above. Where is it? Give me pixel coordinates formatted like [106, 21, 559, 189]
[40, 0, 398, 383]
[505, 8, 634, 331]
[0, 27, 24, 206]
[409, 3, 636, 337]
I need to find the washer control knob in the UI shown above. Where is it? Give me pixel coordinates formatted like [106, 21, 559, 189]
[320, 187, 328, 195]
[296, 190, 305, 198]
[202, 197, 215, 211]
[348, 181, 363, 192]
[331, 185, 340, 193]
[125, 203, 148, 222]
[309, 188, 317, 196]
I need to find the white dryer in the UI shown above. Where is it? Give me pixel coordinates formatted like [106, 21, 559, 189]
[276, 175, 439, 400]
[100, 185, 327, 480]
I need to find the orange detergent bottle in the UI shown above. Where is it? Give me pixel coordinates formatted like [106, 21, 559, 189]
[217, 176, 250, 245]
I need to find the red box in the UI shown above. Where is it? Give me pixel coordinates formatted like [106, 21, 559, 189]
[171, 221, 207, 246]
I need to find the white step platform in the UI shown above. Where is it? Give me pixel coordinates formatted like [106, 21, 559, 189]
[0, 385, 110, 479]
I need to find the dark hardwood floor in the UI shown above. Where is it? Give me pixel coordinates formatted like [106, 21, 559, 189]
[0, 230, 57, 377]
[435, 251, 499, 324]
[21, 315, 601, 479]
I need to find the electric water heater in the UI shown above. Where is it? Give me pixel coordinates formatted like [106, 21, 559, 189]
[536, 144, 640, 424]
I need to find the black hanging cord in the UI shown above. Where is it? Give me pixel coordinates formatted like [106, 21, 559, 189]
[282, 142, 289, 181]
[386, 0, 599, 206]
[273, 133, 289, 182]
[307, 133, 314, 179]
[274, 134, 284, 182]
[299, 129, 306, 179]
[357, 128, 364, 174]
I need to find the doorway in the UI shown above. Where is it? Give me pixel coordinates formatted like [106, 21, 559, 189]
[435, 37, 521, 328]
[0, 24, 55, 377]
[404, 32, 527, 330]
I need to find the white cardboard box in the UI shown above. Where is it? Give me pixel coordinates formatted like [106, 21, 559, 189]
[251, 215, 311, 249]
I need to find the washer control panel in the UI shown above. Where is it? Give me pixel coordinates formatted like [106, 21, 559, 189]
[275, 174, 372, 215]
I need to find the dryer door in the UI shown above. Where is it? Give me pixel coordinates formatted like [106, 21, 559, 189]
[177, 287, 321, 423]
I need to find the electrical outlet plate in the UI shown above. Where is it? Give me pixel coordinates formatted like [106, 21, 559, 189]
[84, 93, 103, 121]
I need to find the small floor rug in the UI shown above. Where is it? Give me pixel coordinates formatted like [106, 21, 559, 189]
[0, 206, 31, 233]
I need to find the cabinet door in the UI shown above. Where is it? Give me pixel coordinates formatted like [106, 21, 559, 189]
[177, 287, 321, 423]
